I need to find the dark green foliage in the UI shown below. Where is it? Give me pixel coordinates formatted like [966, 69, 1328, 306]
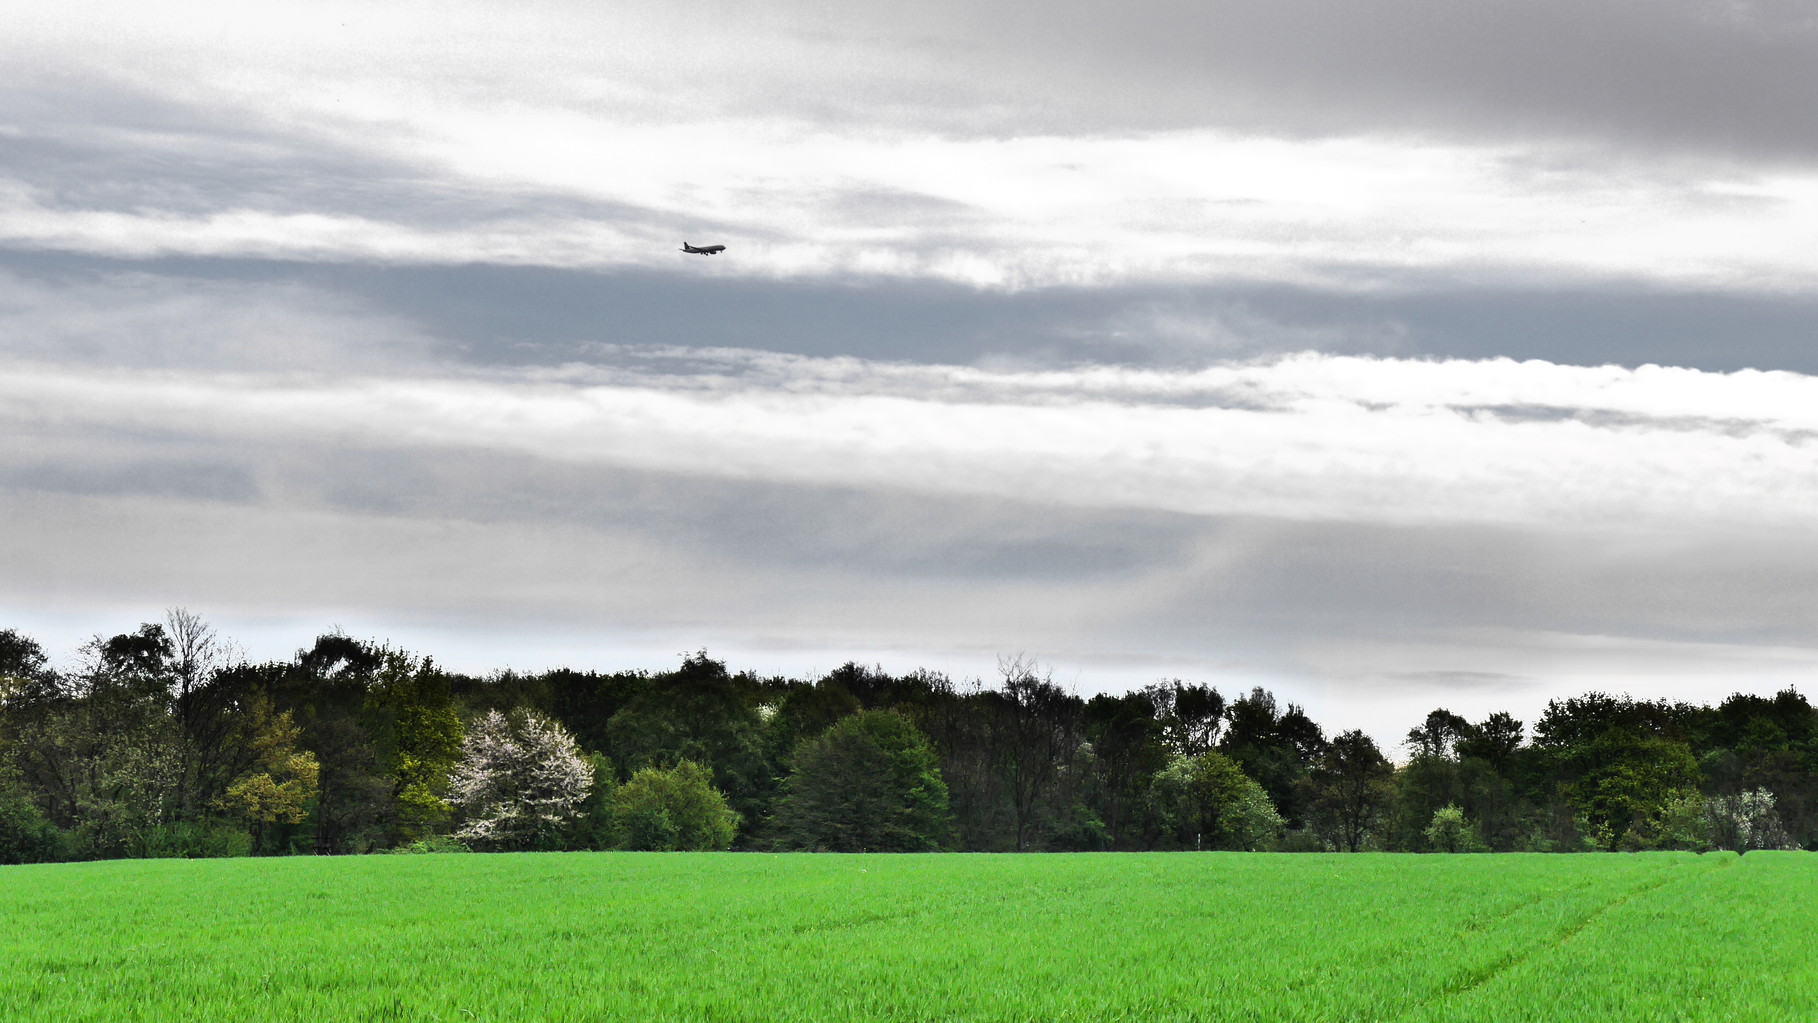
[0, 629, 58, 705]
[1083, 691, 1171, 848]
[1309, 730, 1395, 852]
[1147, 749, 1282, 851]
[559, 753, 619, 850]
[134, 820, 254, 859]
[764, 675, 861, 765]
[390, 834, 473, 854]
[7, 616, 1818, 861]
[604, 653, 772, 838]
[1142, 680, 1227, 756]
[0, 784, 63, 864]
[1219, 688, 1325, 830]
[773, 710, 954, 852]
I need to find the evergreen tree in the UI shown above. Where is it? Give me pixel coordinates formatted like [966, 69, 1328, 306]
[773, 710, 954, 852]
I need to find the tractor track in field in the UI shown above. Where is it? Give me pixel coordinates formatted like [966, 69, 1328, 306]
[1383, 859, 1721, 1023]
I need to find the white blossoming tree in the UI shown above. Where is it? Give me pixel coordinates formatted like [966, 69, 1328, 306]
[1705, 787, 1798, 853]
[449, 709, 594, 851]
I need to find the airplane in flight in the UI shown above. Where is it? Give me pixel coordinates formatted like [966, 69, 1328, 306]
[681, 242, 726, 255]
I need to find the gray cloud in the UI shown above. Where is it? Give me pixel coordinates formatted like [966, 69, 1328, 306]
[2, 469, 1814, 744]
[0, 457, 258, 503]
[786, 0, 1818, 158]
[12, 252, 1817, 375]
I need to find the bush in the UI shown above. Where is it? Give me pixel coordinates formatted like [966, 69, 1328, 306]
[135, 821, 254, 859]
[610, 760, 737, 851]
[1423, 804, 1486, 853]
[0, 789, 64, 864]
[390, 835, 472, 854]
[1273, 828, 1329, 853]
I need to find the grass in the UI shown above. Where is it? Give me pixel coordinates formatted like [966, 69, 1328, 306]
[0, 851, 1811, 1021]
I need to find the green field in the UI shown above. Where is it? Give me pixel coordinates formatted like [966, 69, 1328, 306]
[1, 852, 1811, 1022]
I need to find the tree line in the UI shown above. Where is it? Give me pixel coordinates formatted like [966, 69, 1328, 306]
[1, 612, 1811, 862]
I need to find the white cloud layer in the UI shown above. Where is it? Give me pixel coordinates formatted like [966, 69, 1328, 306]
[6, 2, 1818, 290]
[4, 347, 1816, 532]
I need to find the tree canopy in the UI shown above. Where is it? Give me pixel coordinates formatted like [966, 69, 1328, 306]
[2, 615, 1815, 858]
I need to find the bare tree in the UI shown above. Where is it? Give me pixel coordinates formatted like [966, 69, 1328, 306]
[165, 608, 228, 817]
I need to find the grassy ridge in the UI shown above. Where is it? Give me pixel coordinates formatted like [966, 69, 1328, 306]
[1, 852, 1811, 1022]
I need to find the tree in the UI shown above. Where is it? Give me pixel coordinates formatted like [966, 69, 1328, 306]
[1310, 730, 1394, 852]
[989, 656, 1084, 851]
[365, 647, 464, 843]
[165, 608, 234, 818]
[12, 626, 181, 857]
[1456, 711, 1524, 771]
[1082, 692, 1171, 849]
[0, 629, 57, 705]
[773, 710, 954, 852]
[1143, 680, 1227, 757]
[1149, 750, 1282, 851]
[604, 653, 772, 836]
[210, 692, 319, 852]
[764, 675, 861, 767]
[1570, 731, 1701, 850]
[449, 709, 594, 851]
[1405, 709, 1470, 761]
[1706, 788, 1797, 852]
[0, 763, 62, 864]
[282, 634, 392, 854]
[1219, 687, 1326, 830]
[609, 760, 737, 851]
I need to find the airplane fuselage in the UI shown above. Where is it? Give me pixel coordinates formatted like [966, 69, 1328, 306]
[682, 242, 726, 255]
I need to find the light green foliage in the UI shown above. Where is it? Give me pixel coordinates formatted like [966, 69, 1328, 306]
[211, 693, 318, 844]
[1422, 803, 1485, 853]
[0, 853, 1813, 1021]
[608, 760, 737, 851]
[1631, 790, 1712, 852]
[363, 648, 463, 842]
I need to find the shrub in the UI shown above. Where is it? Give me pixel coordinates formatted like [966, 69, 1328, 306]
[1706, 788, 1798, 852]
[610, 760, 737, 851]
[136, 821, 254, 859]
[0, 789, 64, 864]
[390, 835, 472, 854]
[1423, 804, 1486, 853]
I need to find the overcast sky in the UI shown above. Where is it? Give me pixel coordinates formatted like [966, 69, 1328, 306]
[5, 0, 1817, 747]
